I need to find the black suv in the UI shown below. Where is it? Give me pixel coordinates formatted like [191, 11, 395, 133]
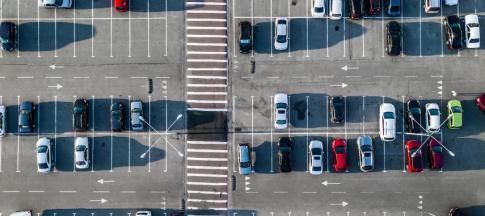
[110, 102, 124, 132]
[73, 99, 88, 131]
[348, 0, 364, 20]
[385, 21, 402, 56]
[0, 22, 16, 52]
[18, 101, 35, 134]
[239, 21, 252, 54]
[406, 99, 422, 133]
[330, 96, 345, 123]
[278, 137, 292, 172]
[444, 15, 463, 50]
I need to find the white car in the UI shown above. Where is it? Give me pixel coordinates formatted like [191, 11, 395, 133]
[357, 135, 373, 172]
[0, 105, 6, 137]
[135, 211, 152, 216]
[425, 103, 441, 133]
[274, 93, 288, 129]
[75, 137, 90, 170]
[309, 140, 323, 175]
[311, 0, 325, 18]
[465, 14, 480, 48]
[131, 100, 144, 131]
[444, 0, 458, 6]
[329, 0, 342, 20]
[38, 0, 72, 8]
[9, 211, 32, 216]
[274, 18, 289, 51]
[379, 103, 396, 141]
[36, 137, 53, 173]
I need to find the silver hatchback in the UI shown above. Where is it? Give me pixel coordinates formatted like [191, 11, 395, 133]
[357, 135, 374, 172]
[130, 100, 144, 131]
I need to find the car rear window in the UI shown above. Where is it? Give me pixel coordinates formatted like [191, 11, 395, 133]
[276, 103, 287, 109]
[76, 145, 86, 151]
[335, 146, 345, 153]
[38, 163, 49, 169]
[383, 112, 395, 119]
[38, 145, 48, 153]
[315, 7, 324, 13]
[277, 35, 286, 43]
[432, 145, 442, 153]
[470, 38, 480, 43]
[429, 109, 439, 115]
[276, 120, 286, 125]
[311, 148, 321, 155]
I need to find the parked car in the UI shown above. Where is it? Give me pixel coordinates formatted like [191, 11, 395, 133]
[330, 96, 344, 124]
[238, 143, 252, 175]
[239, 21, 252, 54]
[73, 98, 88, 132]
[379, 103, 396, 141]
[36, 137, 53, 173]
[357, 135, 374, 172]
[9, 211, 32, 216]
[425, 103, 441, 133]
[114, 0, 129, 12]
[427, 138, 443, 169]
[274, 93, 289, 129]
[465, 14, 480, 49]
[366, 0, 381, 16]
[406, 140, 423, 173]
[0, 22, 16, 52]
[274, 18, 289, 50]
[448, 207, 464, 216]
[18, 101, 35, 134]
[386, 0, 401, 16]
[131, 100, 144, 131]
[406, 99, 422, 133]
[74, 137, 90, 170]
[385, 21, 402, 56]
[329, 0, 343, 20]
[111, 102, 124, 131]
[278, 137, 292, 172]
[447, 100, 463, 129]
[424, 0, 440, 13]
[332, 138, 347, 172]
[38, 0, 73, 8]
[444, 15, 463, 50]
[311, 0, 325, 18]
[443, 0, 458, 6]
[0, 105, 6, 137]
[309, 140, 323, 175]
[476, 93, 485, 113]
[135, 211, 152, 216]
[348, 0, 363, 20]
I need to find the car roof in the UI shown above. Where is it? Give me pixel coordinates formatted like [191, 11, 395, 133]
[20, 101, 32, 109]
[275, 18, 288, 35]
[358, 135, 372, 146]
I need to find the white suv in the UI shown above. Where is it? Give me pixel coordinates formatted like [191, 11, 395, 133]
[274, 18, 289, 51]
[465, 14, 480, 49]
[274, 93, 289, 129]
[379, 103, 396, 141]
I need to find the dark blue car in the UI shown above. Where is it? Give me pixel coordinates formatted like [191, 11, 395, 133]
[387, 0, 401, 16]
[18, 101, 35, 134]
[0, 22, 16, 52]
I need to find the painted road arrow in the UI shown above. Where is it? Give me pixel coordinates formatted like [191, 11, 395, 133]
[97, 179, 115, 184]
[330, 83, 348, 88]
[341, 65, 359, 71]
[89, 198, 107, 204]
[49, 64, 64, 70]
[48, 84, 63, 90]
[329, 201, 348, 207]
[322, 180, 341, 186]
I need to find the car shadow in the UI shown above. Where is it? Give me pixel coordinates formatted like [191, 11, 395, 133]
[187, 111, 228, 141]
[72, 0, 190, 12]
[40, 209, 183, 216]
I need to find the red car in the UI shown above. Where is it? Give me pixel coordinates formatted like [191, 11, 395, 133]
[332, 138, 347, 172]
[476, 93, 485, 113]
[366, 0, 381, 16]
[406, 140, 423, 173]
[427, 138, 443, 169]
[114, 0, 128, 12]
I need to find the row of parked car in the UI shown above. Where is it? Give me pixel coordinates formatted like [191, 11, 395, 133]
[38, 0, 129, 12]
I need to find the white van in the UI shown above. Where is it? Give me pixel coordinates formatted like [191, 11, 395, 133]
[424, 0, 440, 13]
[329, 0, 342, 20]
[10, 211, 32, 216]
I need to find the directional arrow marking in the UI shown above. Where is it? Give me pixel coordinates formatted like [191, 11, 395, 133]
[97, 179, 115, 184]
[47, 84, 63, 90]
[49, 64, 64, 70]
[329, 201, 348, 207]
[322, 180, 341, 186]
[245, 187, 250, 191]
[330, 83, 348, 88]
[341, 65, 359, 71]
[89, 198, 107, 204]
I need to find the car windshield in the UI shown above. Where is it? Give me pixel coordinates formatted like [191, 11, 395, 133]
[390, 6, 399, 12]
[470, 38, 480, 43]
[276, 120, 286, 125]
[429, 109, 439, 115]
[410, 107, 420, 114]
[132, 108, 142, 113]
[277, 109, 285, 114]
[335, 146, 345, 154]
[38, 163, 48, 169]
[55, 0, 64, 6]
[75, 145, 86, 151]
[315, 7, 324, 13]
[312, 166, 322, 171]
[361, 145, 371, 152]
[276, 103, 287, 109]
[277, 35, 286, 43]
[364, 152, 372, 157]
[76, 161, 86, 166]
[240, 39, 250, 44]
[240, 161, 251, 168]
[74, 106, 84, 113]
[451, 106, 462, 113]
[383, 112, 395, 119]
[38, 145, 48, 153]
[432, 145, 443, 153]
[311, 148, 321, 155]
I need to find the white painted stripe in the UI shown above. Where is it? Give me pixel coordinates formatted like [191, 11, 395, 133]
[187, 10, 227, 14]
[187, 42, 227, 46]
[187, 100, 227, 104]
[187, 92, 227, 95]
[187, 149, 228, 153]
[187, 18, 227, 22]
[187, 182, 227, 186]
[187, 51, 227, 55]
[187, 68, 227, 71]
[187, 157, 228, 161]
[3, 190, 20, 193]
[209, 208, 229, 211]
[187, 59, 227, 63]
[59, 190, 77, 193]
[28, 190, 44, 193]
[187, 34, 227, 38]
[93, 190, 110, 193]
[45, 76, 62, 79]
[187, 83, 227, 87]
[186, 2, 226, 6]
[187, 165, 228, 170]
[188, 190, 228, 195]
[187, 173, 227, 178]
[120, 191, 136, 194]
[187, 141, 227, 145]
[187, 26, 227, 30]
[186, 207, 200, 210]
[187, 107, 228, 112]
[187, 199, 227, 203]
[187, 75, 227, 80]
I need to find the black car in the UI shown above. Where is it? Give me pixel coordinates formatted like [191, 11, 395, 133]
[406, 99, 422, 133]
[330, 96, 345, 124]
[385, 21, 402, 56]
[239, 21, 252, 54]
[18, 101, 35, 133]
[448, 207, 464, 216]
[348, 0, 364, 20]
[278, 137, 292, 172]
[444, 15, 463, 50]
[111, 102, 124, 132]
[0, 21, 16, 52]
[73, 99, 88, 132]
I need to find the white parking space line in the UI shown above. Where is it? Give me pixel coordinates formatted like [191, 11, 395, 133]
[381, 2, 384, 58]
[37, 96, 40, 140]
[326, 96, 329, 173]
[73, 96, 78, 173]
[344, 96, 347, 140]
[54, 7, 58, 58]
[270, 95, 274, 172]
[16, 96, 20, 173]
[382, 96, 387, 172]
[362, 96, 365, 134]
[419, 0, 422, 57]
[343, 0, 346, 58]
[456, 3, 460, 57]
[306, 96, 309, 172]
[440, 5, 444, 57]
[147, 0, 151, 58]
[91, 95, 95, 172]
[164, 0, 168, 56]
[287, 0, 291, 58]
[110, 0, 113, 58]
[16, 0, 19, 58]
[54, 96, 58, 172]
[128, 0, 132, 58]
[73, 2, 77, 58]
[269, 0, 273, 57]
[306, 0, 309, 57]
[288, 96, 291, 137]
[251, 96, 254, 156]
[110, 95, 114, 172]
[0, 0, 2, 58]
[91, 0, 95, 58]
[362, 19, 365, 57]
[148, 95, 152, 172]
[187, 165, 227, 170]
[164, 95, 168, 172]
[0, 96, 2, 172]
[402, 96, 406, 172]
[127, 95, 131, 172]
[232, 96, 236, 172]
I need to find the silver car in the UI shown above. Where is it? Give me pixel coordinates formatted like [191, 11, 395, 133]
[130, 101, 144, 131]
[357, 135, 374, 172]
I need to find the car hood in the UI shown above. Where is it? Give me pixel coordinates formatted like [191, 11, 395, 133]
[429, 116, 440, 129]
[239, 166, 251, 175]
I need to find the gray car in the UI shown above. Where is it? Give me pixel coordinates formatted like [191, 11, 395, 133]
[357, 135, 374, 172]
[130, 101, 143, 131]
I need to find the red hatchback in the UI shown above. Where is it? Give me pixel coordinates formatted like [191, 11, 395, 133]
[332, 138, 347, 172]
[476, 93, 485, 113]
[366, 0, 381, 16]
[427, 138, 443, 169]
[406, 140, 423, 173]
[114, 0, 128, 12]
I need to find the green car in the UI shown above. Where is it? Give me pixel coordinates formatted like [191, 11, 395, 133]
[447, 100, 463, 129]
